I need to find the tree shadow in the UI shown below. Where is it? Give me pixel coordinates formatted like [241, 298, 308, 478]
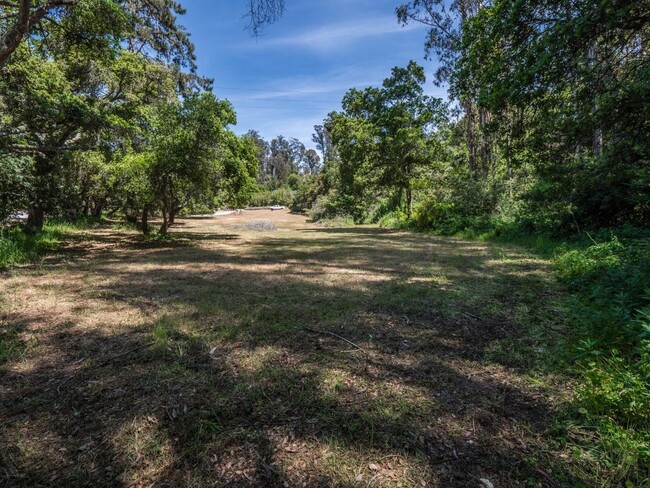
[0, 220, 570, 487]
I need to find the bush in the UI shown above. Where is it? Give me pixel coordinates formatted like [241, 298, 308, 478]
[0, 224, 64, 268]
[291, 175, 325, 213]
[553, 235, 650, 483]
[555, 236, 650, 353]
[378, 210, 411, 229]
[412, 199, 455, 228]
[554, 237, 625, 284]
[249, 186, 293, 207]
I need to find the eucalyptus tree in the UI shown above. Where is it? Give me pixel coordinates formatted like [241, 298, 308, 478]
[397, 0, 487, 178]
[268, 135, 293, 184]
[312, 124, 335, 164]
[304, 149, 322, 174]
[289, 137, 306, 173]
[457, 0, 650, 227]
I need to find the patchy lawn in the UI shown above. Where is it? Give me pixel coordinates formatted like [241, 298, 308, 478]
[1, 210, 572, 487]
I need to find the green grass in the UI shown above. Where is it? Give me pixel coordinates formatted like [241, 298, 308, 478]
[2, 213, 633, 486]
[0, 217, 106, 268]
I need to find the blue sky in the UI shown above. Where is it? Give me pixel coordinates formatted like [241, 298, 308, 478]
[181, 0, 444, 149]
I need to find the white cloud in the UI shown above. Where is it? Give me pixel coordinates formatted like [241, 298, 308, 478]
[252, 16, 420, 51]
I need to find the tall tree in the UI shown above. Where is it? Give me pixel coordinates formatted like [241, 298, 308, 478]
[304, 149, 322, 174]
[457, 0, 650, 227]
[268, 135, 293, 183]
[312, 124, 334, 163]
[331, 61, 446, 217]
[397, 0, 488, 178]
[289, 137, 306, 173]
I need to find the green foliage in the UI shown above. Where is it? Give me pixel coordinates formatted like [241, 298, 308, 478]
[0, 155, 32, 223]
[249, 186, 293, 207]
[0, 222, 72, 268]
[378, 210, 411, 229]
[329, 61, 446, 218]
[550, 235, 650, 483]
[555, 238, 625, 285]
[578, 352, 650, 427]
[555, 237, 650, 354]
[290, 174, 325, 213]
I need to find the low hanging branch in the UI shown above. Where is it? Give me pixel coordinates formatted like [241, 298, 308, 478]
[0, 0, 79, 66]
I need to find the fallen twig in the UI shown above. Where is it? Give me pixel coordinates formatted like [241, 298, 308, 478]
[92, 341, 155, 369]
[304, 327, 367, 355]
[536, 467, 561, 487]
[58, 341, 155, 393]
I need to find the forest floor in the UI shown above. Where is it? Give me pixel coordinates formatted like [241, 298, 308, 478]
[0, 210, 573, 487]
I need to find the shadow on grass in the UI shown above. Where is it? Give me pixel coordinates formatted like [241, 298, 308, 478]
[0, 221, 569, 487]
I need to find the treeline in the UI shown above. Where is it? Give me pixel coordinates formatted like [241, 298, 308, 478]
[243, 130, 325, 208]
[0, 0, 285, 235]
[296, 1, 649, 236]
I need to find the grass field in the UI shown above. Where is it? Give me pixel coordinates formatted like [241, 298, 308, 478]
[0, 210, 573, 487]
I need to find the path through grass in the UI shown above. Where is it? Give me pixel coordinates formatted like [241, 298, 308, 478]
[1, 211, 573, 487]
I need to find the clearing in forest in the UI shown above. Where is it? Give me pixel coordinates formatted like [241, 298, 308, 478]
[0, 210, 570, 487]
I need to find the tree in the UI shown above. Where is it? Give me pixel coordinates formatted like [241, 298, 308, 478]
[312, 124, 334, 163]
[456, 0, 650, 228]
[397, 0, 488, 178]
[289, 137, 306, 173]
[304, 149, 322, 174]
[0, 45, 177, 231]
[0, 0, 285, 68]
[331, 61, 446, 217]
[245, 130, 271, 182]
[148, 93, 241, 233]
[268, 135, 293, 184]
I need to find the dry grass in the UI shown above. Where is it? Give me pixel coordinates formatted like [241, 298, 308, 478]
[1, 210, 572, 487]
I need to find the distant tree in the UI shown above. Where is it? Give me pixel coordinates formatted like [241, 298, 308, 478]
[312, 124, 334, 163]
[304, 149, 322, 174]
[245, 130, 271, 182]
[331, 61, 446, 217]
[268, 135, 293, 184]
[290, 138, 306, 173]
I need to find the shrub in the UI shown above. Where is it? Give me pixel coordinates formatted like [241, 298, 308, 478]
[249, 186, 293, 207]
[0, 223, 65, 268]
[412, 199, 455, 228]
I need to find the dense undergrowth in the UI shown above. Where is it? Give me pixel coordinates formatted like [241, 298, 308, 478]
[372, 209, 650, 485]
[556, 234, 650, 485]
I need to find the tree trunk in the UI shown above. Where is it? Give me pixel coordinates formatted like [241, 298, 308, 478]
[464, 100, 478, 177]
[479, 107, 491, 180]
[92, 201, 104, 219]
[406, 187, 413, 218]
[141, 206, 149, 235]
[589, 43, 603, 157]
[159, 207, 169, 234]
[26, 206, 45, 233]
